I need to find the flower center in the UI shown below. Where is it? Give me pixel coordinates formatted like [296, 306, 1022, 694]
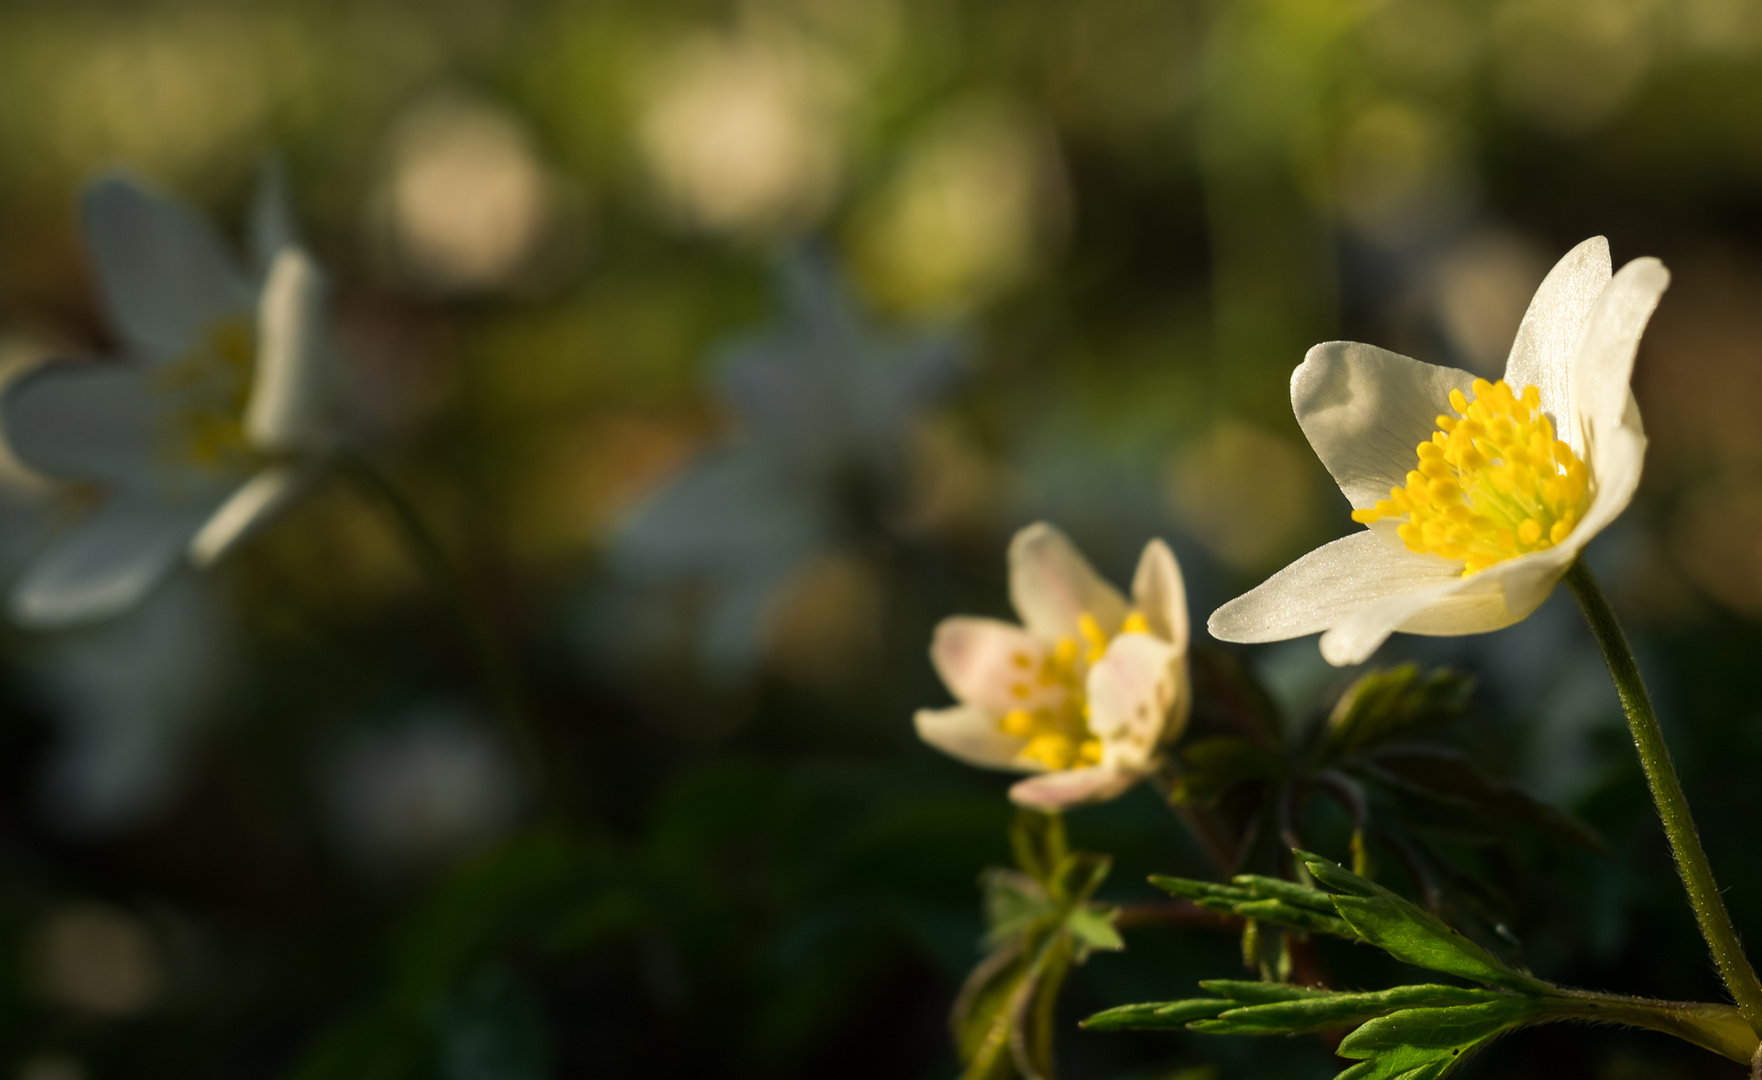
[998, 610, 1150, 770]
[1350, 378, 1591, 576]
[155, 316, 258, 473]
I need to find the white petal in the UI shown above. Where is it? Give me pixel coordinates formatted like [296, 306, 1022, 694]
[1086, 633, 1183, 771]
[1008, 522, 1127, 641]
[189, 465, 312, 566]
[248, 248, 341, 454]
[1207, 530, 1462, 645]
[11, 497, 211, 628]
[1008, 766, 1139, 810]
[82, 175, 255, 363]
[1501, 236, 1611, 456]
[915, 705, 1028, 772]
[1560, 415, 1646, 569]
[1293, 342, 1478, 510]
[1571, 256, 1669, 440]
[1130, 538, 1188, 654]
[248, 158, 299, 276]
[1, 360, 161, 482]
[930, 616, 1061, 714]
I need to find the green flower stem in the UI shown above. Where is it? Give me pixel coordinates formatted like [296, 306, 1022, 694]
[341, 452, 574, 826]
[1565, 559, 1762, 1034]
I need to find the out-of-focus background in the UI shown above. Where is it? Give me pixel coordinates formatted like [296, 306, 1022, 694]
[2, 1, 1762, 1077]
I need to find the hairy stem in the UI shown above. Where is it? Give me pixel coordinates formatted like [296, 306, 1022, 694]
[1549, 989, 1757, 1065]
[1564, 560, 1762, 1033]
[341, 452, 572, 826]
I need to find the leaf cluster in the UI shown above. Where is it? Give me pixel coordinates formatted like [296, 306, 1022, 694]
[1087, 851, 1758, 1076]
[954, 811, 1124, 1080]
[1173, 663, 1601, 930]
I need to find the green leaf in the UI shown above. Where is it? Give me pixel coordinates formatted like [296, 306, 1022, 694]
[1172, 737, 1286, 804]
[1191, 985, 1504, 1036]
[1082, 998, 1235, 1031]
[1199, 979, 1334, 1004]
[1360, 747, 1606, 854]
[982, 869, 1055, 945]
[1323, 665, 1473, 757]
[1150, 874, 1358, 940]
[1296, 851, 1547, 993]
[1066, 904, 1124, 954]
[1229, 874, 1338, 914]
[1339, 997, 1541, 1054]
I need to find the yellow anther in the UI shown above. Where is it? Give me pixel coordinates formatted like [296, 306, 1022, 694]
[998, 607, 1162, 773]
[1356, 381, 1592, 577]
[1077, 612, 1108, 663]
[1022, 733, 1077, 770]
[155, 316, 258, 472]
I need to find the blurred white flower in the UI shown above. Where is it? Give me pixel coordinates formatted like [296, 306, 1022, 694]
[915, 523, 1190, 810]
[1210, 237, 1668, 665]
[378, 93, 568, 294]
[2, 168, 346, 627]
[637, 34, 846, 236]
[324, 705, 521, 870]
[610, 250, 964, 675]
[34, 576, 231, 835]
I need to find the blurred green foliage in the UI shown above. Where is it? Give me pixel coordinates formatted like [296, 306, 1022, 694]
[1, 0, 1761, 1077]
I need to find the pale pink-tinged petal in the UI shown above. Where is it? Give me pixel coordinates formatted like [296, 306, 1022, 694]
[1086, 633, 1182, 771]
[1008, 522, 1127, 641]
[1009, 766, 1140, 810]
[930, 616, 1062, 714]
[1501, 236, 1611, 457]
[1571, 257, 1668, 441]
[1130, 538, 1188, 654]
[915, 705, 1029, 772]
[1293, 342, 1478, 510]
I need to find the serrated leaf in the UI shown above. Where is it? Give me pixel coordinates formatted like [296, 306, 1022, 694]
[1324, 665, 1473, 757]
[1338, 998, 1542, 1056]
[1229, 874, 1338, 914]
[1296, 852, 1547, 993]
[1150, 876, 1251, 903]
[982, 868, 1055, 945]
[1233, 899, 1358, 937]
[1337, 1055, 1453, 1080]
[1199, 979, 1333, 1004]
[1082, 998, 1234, 1031]
[1361, 747, 1606, 854]
[1191, 985, 1503, 1036]
[1066, 905, 1124, 954]
[1173, 737, 1285, 804]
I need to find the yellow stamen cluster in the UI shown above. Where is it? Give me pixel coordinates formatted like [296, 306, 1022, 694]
[155, 317, 257, 471]
[999, 609, 1153, 770]
[1351, 379, 1591, 576]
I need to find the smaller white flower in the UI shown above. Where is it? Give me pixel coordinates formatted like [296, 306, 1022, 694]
[915, 522, 1190, 811]
[1208, 236, 1668, 665]
[2, 169, 345, 627]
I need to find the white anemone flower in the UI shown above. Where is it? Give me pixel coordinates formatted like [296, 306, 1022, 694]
[1209, 236, 1668, 666]
[915, 523, 1190, 811]
[2, 170, 344, 627]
